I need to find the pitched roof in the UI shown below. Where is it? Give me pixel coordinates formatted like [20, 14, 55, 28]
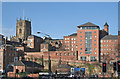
[11, 61, 44, 67]
[70, 33, 77, 36]
[77, 22, 99, 28]
[104, 22, 109, 26]
[101, 35, 118, 40]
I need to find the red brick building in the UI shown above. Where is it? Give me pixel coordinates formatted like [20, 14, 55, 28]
[100, 35, 118, 63]
[77, 22, 100, 62]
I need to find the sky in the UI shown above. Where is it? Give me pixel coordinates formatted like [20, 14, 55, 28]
[2, 2, 118, 39]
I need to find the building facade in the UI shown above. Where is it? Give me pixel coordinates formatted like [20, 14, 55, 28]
[100, 35, 118, 63]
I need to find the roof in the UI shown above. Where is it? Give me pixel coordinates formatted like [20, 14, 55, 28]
[11, 61, 24, 66]
[104, 22, 109, 26]
[77, 22, 99, 28]
[101, 35, 118, 40]
[70, 33, 77, 36]
[11, 61, 44, 67]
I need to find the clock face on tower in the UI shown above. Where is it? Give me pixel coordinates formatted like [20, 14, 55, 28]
[19, 22, 22, 26]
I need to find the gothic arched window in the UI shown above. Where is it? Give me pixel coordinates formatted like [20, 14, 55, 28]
[19, 29, 22, 33]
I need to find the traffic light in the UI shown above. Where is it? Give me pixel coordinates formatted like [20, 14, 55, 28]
[117, 61, 120, 72]
[102, 62, 107, 72]
[113, 62, 116, 71]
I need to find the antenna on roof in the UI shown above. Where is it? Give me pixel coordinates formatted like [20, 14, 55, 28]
[23, 9, 24, 19]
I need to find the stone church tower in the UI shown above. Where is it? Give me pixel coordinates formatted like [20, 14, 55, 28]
[16, 18, 31, 42]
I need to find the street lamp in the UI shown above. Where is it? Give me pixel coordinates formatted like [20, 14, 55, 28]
[37, 32, 50, 38]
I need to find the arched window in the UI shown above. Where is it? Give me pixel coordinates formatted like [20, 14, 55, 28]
[19, 29, 22, 33]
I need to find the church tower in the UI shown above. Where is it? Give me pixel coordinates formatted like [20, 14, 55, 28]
[16, 17, 31, 42]
[104, 22, 109, 35]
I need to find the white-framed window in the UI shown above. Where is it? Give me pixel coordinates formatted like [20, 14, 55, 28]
[71, 41, 73, 43]
[65, 38, 67, 40]
[95, 52, 96, 54]
[101, 40, 103, 43]
[74, 41, 75, 43]
[94, 48, 96, 50]
[71, 48, 73, 51]
[104, 40, 106, 42]
[115, 40, 117, 42]
[71, 38, 73, 40]
[101, 45, 103, 47]
[101, 49, 103, 51]
[67, 38, 69, 40]
[71, 45, 73, 47]
[74, 38, 76, 40]
[101, 53, 103, 55]
[81, 52, 82, 54]
[94, 36, 96, 38]
[65, 41, 67, 43]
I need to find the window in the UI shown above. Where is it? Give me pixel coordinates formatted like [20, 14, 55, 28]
[94, 40, 96, 42]
[71, 45, 73, 47]
[101, 45, 103, 47]
[43, 45, 46, 48]
[115, 40, 117, 42]
[81, 52, 82, 54]
[81, 36, 82, 38]
[104, 40, 106, 42]
[95, 52, 96, 54]
[101, 40, 103, 43]
[74, 41, 76, 43]
[19, 29, 22, 33]
[94, 48, 96, 50]
[29, 43, 32, 46]
[94, 36, 96, 38]
[81, 48, 82, 50]
[71, 38, 73, 40]
[80, 44, 83, 46]
[94, 31, 96, 33]
[65, 38, 67, 40]
[101, 53, 103, 55]
[74, 38, 76, 40]
[115, 44, 117, 46]
[94, 44, 96, 46]
[80, 40, 82, 42]
[67, 38, 69, 40]
[101, 57, 103, 59]
[71, 48, 73, 51]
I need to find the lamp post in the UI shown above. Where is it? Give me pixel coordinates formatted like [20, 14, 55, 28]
[37, 32, 50, 38]
[74, 50, 76, 78]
